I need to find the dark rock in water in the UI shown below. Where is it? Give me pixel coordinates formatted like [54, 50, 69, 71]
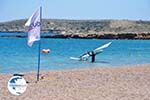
[117, 33, 137, 39]
[99, 34, 117, 39]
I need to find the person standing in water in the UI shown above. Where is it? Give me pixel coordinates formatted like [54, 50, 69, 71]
[88, 51, 96, 63]
[73, 42, 112, 63]
[91, 51, 96, 63]
[79, 51, 96, 62]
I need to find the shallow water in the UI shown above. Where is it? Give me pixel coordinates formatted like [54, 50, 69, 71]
[0, 35, 150, 73]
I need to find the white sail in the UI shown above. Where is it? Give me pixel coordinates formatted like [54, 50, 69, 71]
[93, 42, 112, 53]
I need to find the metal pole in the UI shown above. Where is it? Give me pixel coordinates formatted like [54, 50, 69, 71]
[37, 6, 42, 81]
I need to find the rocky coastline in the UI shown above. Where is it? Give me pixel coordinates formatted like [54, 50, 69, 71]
[0, 19, 150, 39]
[43, 32, 150, 39]
[0, 31, 150, 39]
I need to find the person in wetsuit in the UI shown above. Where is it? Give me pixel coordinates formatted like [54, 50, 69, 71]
[91, 51, 96, 63]
[80, 51, 96, 62]
[86, 51, 96, 63]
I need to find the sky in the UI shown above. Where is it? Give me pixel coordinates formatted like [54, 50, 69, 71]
[0, 0, 150, 22]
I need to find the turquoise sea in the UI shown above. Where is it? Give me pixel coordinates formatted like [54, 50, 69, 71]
[0, 33, 150, 73]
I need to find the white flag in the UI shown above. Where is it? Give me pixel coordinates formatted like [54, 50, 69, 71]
[25, 8, 41, 47]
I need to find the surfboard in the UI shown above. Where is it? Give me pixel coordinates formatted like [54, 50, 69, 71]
[70, 57, 81, 61]
[70, 56, 89, 61]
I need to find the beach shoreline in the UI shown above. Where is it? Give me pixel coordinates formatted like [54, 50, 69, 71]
[0, 64, 150, 100]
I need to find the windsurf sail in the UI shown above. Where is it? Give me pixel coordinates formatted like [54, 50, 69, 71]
[93, 42, 112, 54]
[70, 42, 112, 61]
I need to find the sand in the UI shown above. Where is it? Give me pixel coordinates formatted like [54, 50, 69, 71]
[0, 64, 150, 100]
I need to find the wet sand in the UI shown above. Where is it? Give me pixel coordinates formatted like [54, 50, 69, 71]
[0, 64, 150, 100]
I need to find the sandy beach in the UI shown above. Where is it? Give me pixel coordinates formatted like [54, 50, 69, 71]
[0, 64, 150, 100]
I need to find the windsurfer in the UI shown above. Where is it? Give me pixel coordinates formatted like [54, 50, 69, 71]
[87, 51, 96, 62]
[79, 51, 96, 62]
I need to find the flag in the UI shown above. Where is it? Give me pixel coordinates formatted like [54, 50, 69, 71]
[25, 8, 41, 47]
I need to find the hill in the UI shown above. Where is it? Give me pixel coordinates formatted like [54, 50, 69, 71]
[0, 19, 150, 39]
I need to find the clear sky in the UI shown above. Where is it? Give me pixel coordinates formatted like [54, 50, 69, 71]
[0, 0, 150, 22]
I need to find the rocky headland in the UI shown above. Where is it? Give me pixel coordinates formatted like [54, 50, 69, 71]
[0, 19, 150, 39]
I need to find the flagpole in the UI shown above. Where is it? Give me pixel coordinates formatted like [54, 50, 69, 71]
[37, 6, 42, 81]
[37, 40, 41, 81]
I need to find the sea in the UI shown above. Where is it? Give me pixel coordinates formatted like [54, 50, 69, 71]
[0, 32, 150, 73]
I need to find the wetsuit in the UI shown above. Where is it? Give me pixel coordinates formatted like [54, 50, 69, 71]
[91, 51, 96, 63]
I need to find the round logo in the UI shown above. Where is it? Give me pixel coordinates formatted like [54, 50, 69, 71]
[7, 76, 27, 95]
